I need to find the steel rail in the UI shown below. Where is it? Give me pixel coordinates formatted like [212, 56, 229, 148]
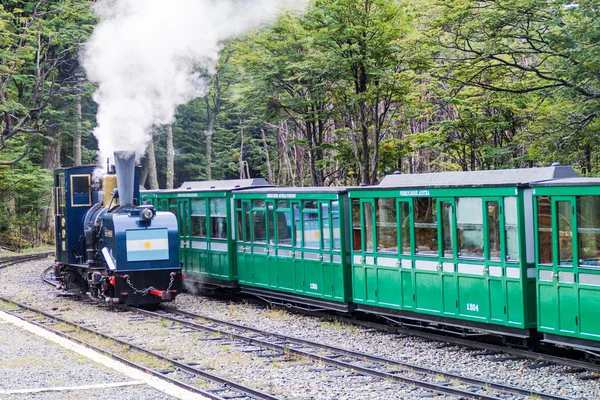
[0, 251, 53, 269]
[128, 305, 572, 400]
[338, 315, 600, 374]
[0, 296, 279, 400]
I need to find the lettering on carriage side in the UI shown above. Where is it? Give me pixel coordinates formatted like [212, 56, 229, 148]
[466, 303, 479, 312]
[177, 193, 197, 198]
[399, 190, 430, 197]
[266, 193, 297, 199]
[309, 283, 318, 290]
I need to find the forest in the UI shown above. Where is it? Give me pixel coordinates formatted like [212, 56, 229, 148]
[1, 0, 599, 250]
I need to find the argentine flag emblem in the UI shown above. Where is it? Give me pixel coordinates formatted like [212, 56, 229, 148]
[126, 229, 169, 261]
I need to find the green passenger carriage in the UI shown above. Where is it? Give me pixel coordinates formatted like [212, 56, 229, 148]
[233, 187, 353, 312]
[532, 178, 600, 352]
[348, 166, 578, 337]
[142, 179, 270, 288]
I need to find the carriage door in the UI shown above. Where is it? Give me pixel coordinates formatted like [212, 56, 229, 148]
[237, 200, 252, 284]
[413, 197, 446, 313]
[396, 199, 414, 309]
[537, 197, 578, 334]
[177, 198, 191, 272]
[351, 199, 377, 304]
[439, 199, 458, 315]
[484, 198, 506, 324]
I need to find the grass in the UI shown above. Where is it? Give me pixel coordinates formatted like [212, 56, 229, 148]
[0, 300, 20, 311]
[322, 318, 348, 330]
[264, 307, 291, 321]
[127, 351, 173, 370]
[0, 355, 46, 368]
[20, 245, 54, 255]
[218, 344, 233, 352]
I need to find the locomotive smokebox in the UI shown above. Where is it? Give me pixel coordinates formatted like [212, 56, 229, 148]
[114, 151, 135, 207]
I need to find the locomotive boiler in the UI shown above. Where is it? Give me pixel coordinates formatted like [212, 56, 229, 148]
[52, 151, 183, 307]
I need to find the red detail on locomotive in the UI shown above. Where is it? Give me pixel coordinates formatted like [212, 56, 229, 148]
[149, 289, 172, 300]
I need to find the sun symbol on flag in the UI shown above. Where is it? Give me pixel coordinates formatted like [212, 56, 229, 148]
[144, 241, 151, 249]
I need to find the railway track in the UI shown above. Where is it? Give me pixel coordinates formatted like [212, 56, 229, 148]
[312, 312, 600, 374]
[0, 296, 279, 400]
[0, 251, 53, 269]
[32, 255, 597, 398]
[126, 305, 573, 400]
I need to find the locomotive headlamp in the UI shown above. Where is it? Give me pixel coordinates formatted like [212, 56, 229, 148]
[141, 208, 154, 221]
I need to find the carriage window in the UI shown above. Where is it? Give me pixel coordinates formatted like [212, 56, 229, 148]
[303, 209, 320, 249]
[321, 203, 331, 251]
[278, 200, 290, 209]
[209, 198, 227, 239]
[352, 199, 362, 251]
[556, 201, 573, 266]
[237, 209, 244, 241]
[267, 203, 275, 244]
[293, 203, 301, 247]
[252, 210, 267, 243]
[244, 202, 251, 243]
[456, 197, 483, 259]
[364, 202, 374, 252]
[578, 196, 600, 268]
[304, 200, 317, 210]
[400, 202, 411, 255]
[236, 200, 243, 241]
[441, 201, 454, 257]
[376, 198, 397, 254]
[504, 197, 519, 262]
[253, 199, 264, 208]
[332, 200, 339, 213]
[414, 197, 438, 256]
[276, 209, 292, 246]
[332, 201, 341, 251]
[537, 196, 552, 264]
[191, 199, 207, 238]
[487, 202, 501, 261]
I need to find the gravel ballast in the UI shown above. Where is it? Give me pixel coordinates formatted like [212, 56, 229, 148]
[0, 316, 181, 399]
[2, 259, 599, 399]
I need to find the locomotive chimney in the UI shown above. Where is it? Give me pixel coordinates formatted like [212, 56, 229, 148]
[113, 151, 135, 207]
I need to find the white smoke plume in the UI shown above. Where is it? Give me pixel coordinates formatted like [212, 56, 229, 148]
[83, 0, 308, 165]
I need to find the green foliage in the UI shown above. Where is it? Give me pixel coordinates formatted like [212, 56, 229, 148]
[431, 0, 600, 173]
[0, 0, 94, 249]
[0, 160, 51, 250]
[5, 0, 600, 249]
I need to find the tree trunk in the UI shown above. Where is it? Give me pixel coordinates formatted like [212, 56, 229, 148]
[146, 135, 159, 189]
[260, 128, 274, 184]
[40, 125, 62, 235]
[165, 125, 174, 188]
[139, 158, 149, 188]
[205, 117, 214, 180]
[239, 118, 246, 179]
[74, 95, 82, 166]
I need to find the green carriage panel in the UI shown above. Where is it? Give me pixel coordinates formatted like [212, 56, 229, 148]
[143, 179, 270, 288]
[233, 188, 353, 311]
[349, 166, 579, 336]
[532, 178, 600, 350]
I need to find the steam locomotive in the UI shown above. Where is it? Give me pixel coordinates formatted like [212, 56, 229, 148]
[52, 151, 183, 307]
